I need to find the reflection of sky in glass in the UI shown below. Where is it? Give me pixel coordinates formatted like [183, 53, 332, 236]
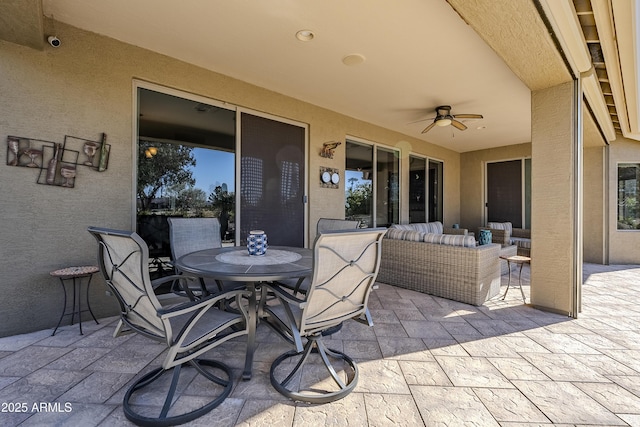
[345, 170, 369, 189]
[191, 148, 235, 195]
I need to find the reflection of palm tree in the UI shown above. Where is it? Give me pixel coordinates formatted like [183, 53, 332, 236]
[209, 186, 234, 240]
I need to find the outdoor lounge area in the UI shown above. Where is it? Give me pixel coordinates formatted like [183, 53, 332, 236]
[1, 263, 640, 426]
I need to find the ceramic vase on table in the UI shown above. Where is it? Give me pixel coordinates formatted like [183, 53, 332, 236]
[478, 229, 492, 245]
[247, 230, 268, 256]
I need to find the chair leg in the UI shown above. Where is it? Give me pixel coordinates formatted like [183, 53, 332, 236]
[270, 335, 358, 404]
[123, 359, 233, 427]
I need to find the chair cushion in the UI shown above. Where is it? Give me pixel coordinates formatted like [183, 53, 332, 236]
[488, 222, 512, 235]
[390, 224, 414, 231]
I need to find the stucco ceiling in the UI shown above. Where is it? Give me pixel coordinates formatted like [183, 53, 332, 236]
[41, 0, 533, 153]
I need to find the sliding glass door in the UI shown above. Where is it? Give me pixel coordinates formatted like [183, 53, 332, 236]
[240, 112, 306, 247]
[135, 85, 308, 283]
[486, 158, 531, 228]
[345, 139, 399, 227]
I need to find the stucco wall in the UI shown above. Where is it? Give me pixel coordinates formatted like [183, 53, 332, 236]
[583, 146, 606, 264]
[460, 143, 531, 233]
[530, 82, 576, 315]
[609, 137, 640, 264]
[0, 21, 460, 336]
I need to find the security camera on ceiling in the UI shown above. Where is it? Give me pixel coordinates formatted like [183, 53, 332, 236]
[47, 36, 61, 48]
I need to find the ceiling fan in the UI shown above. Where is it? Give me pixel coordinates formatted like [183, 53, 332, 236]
[419, 105, 483, 134]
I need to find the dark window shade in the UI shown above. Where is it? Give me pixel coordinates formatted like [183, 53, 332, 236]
[240, 113, 305, 247]
[487, 160, 522, 228]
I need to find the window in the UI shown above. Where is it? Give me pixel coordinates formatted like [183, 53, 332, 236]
[409, 156, 426, 223]
[408, 156, 443, 223]
[136, 88, 237, 284]
[376, 147, 400, 227]
[618, 163, 640, 230]
[428, 159, 443, 223]
[345, 141, 373, 227]
[345, 140, 399, 227]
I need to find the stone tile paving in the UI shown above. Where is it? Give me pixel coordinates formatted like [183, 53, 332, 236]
[0, 263, 639, 426]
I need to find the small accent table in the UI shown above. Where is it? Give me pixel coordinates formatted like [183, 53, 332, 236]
[499, 255, 531, 303]
[50, 266, 100, 335]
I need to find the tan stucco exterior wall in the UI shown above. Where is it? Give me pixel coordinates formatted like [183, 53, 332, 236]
[530, 82, 577, 315]
[583, 146, 607, 264]
[609, 137, 640, 264]
[0, 21, 460, 336]
[459, 143, 531, 232]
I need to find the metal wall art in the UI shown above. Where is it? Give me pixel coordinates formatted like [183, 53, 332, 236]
[6, 136, 56, 168]
[5, 133, 111, 189]
[320, 141, 341, 159]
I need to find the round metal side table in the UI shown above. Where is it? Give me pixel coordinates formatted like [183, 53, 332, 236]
[50, 265, 100, 335]
[499, 255, 531, 303]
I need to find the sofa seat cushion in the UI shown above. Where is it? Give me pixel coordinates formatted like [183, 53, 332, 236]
[511, 237, 531, 250]
[423, 232, 476, 248]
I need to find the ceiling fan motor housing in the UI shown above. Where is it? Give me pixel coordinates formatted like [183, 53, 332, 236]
[421, 105, 482, 133]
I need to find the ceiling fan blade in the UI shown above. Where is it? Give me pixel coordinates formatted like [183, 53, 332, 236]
[451, 119, 467, 130]
[453, 114, 483, 119]
[407, 116, 436, 124]
[421, 121, 437, 134]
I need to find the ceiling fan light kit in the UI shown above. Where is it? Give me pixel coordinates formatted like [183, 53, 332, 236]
[420, 105, 483, 134]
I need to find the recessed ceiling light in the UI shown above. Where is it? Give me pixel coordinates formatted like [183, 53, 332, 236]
[342, 53, 366, 66]
[295, 30, 315, 41]
[477, 126, 487, 130]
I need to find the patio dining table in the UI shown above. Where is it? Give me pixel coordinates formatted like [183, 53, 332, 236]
[174, 245, 313, 380]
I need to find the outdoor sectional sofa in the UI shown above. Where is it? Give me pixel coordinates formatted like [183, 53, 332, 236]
[377, 222, 502, 306]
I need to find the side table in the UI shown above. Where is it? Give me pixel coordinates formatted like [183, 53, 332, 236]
[499, 255, 531, 303]
[50, 266, 100, 335]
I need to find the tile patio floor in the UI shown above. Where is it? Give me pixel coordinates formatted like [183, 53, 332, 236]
[1, 263, 640, 426]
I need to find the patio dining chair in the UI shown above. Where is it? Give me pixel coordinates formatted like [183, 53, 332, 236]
[167, 217, 243, 299]
[278, 218, 361, 295]
[316, 217, 360, 233]
[258, 228, 387, 403]
[88, 226, 249, 426]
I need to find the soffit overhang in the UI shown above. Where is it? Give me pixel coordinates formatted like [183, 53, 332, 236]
[531, 0, 640, 143]
[0, 0, 44, 50]
[447, 0, 572, 92]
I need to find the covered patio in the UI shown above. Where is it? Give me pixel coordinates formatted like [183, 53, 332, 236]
[1, 264, 639, 426]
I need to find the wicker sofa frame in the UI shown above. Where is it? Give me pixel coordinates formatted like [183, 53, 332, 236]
[481, 226, 531, 257]
[377, 238, 502, 306]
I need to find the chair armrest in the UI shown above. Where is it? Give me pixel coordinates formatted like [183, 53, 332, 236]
[444, 227, 468, 236]
[511, 228, 531, 239]
[262, 283, 307, 308]
[158, 289, 251, 318]
[150, 274, 196, 290]
[480, 227, 510, 245]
